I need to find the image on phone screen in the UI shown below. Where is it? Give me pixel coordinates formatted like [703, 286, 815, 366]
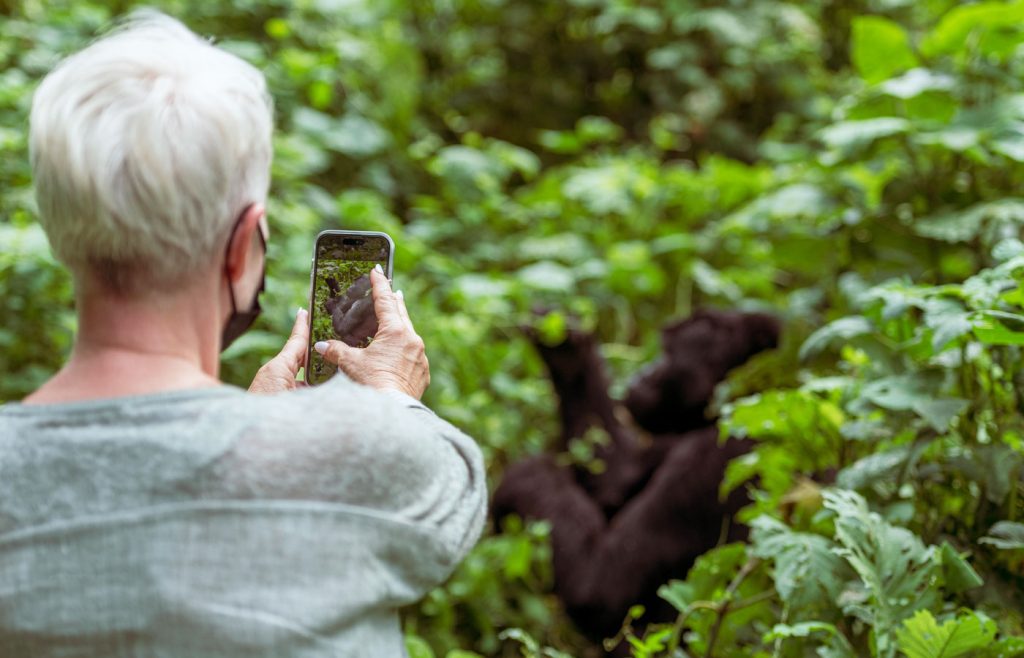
[308, 234, 391, 386]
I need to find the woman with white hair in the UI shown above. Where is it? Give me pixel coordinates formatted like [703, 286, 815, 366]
[0, 11, 486, 657]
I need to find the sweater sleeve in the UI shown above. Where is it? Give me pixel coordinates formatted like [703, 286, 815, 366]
[218, 373, 488, 567]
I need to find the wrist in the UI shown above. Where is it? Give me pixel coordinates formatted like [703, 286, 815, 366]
[376, 384, 419, 400]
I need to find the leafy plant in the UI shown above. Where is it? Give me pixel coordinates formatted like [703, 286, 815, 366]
[4, 0, 1024, 656]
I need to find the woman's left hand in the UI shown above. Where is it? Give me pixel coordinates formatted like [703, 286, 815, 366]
[249, 308, 309, 393]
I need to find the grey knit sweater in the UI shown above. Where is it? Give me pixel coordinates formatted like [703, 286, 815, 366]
[0, 374, 487, 657]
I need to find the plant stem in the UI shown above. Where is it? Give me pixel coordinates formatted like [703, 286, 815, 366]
[703, 557, 763, 658]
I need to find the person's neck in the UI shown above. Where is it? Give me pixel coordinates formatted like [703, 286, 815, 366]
[24, 279, 224, 405]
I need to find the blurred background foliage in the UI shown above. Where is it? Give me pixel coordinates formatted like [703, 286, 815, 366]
[5, 0, 1024, 655]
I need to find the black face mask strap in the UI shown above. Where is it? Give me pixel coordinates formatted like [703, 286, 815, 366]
[220, 205, 266, 352]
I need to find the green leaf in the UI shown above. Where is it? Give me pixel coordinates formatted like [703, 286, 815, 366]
[824, 489, 937, 651]
[879, 69, 954, 100]
[896, 609, 997, 658]
[938, 542, 984, 594]
[860, 376, 968, 432]
[974, 320, 1024, 346]
[763, 621, 857, 657]
[534, 310, 568, 347]
[851, 17, 918, 84]
[914, 199, 1024, 244]
[562, 162, 640, 215]
[405, 635, 437, 658]
[979, 636, 1024, 658]
[922, 1, 1024, 59]
[516, 261, 575, 292]
[691, 259, 742, 301]
[820, 118, 910, 153]
[837, 446, 914, 491]
[912, 398, 970, 433]
[980, 521, 1024, 550]
[799, 316, 874, 360]
[750, 515, 848, 611]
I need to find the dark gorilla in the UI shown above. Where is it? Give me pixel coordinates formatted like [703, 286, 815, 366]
[324, 274, 378, 347]
[492, 309, 781, 647]
[624, 309, 781, 435]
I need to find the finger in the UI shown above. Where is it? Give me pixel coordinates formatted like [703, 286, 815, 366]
[277, 308, 310, 371]
[395, 290, 415, 333]
[369, 265, 402, 330]
[316, 338, 358, 368]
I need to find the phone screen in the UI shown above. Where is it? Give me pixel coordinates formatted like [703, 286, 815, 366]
[307, 233, 392, 386]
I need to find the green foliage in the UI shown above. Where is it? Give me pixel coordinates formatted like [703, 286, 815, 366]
[852, 17, 918, 84]
[896, 609, 997, 658]
[4, 0, 1024, 656]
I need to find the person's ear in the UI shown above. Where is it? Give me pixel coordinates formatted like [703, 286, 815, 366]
[225, 203, 266, 282]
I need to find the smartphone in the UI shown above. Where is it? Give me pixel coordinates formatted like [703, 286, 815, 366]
[306, 230, 395, 386]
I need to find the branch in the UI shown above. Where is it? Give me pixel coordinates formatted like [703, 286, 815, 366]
[704, 557, 763, 658]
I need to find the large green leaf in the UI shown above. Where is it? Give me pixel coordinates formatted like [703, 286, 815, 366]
[750, 515, 848, 612]
[896, 609, 997, 658]
[922, 1, 1024, 59]
[824, 489, 938, 657]
[851, 16, 918, 84]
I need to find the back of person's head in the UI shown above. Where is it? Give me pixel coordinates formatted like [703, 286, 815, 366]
[29, 10, 273, 295]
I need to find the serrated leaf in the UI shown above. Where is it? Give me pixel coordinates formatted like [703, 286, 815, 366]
[751, 516, 847, 611]
[824, 489, 937, 653]
[896, 609, 997, 658]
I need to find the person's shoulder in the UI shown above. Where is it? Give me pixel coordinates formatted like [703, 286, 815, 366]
[243, 373, 404, 421]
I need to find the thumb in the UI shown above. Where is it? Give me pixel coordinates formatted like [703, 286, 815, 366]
[277, 308, 310, 371]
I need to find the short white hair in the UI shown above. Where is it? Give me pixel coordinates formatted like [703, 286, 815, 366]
[29, 10, 273, 294]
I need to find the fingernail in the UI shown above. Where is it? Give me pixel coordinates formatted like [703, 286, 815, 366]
[314, 341, 328, 354]
[297, 307, 307, 318]
[374, 264, 383, 274]
[396, 290, 404, 300]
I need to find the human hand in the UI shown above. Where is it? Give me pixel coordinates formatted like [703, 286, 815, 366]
[249, 308, 309, 394]
[314, 265, 430, 399]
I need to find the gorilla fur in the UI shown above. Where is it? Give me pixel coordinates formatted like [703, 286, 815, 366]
[491, 309, 781, 645]
[324, 274, 378, 347]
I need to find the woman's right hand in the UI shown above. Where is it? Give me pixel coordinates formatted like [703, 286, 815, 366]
[314, 265, 430, 400]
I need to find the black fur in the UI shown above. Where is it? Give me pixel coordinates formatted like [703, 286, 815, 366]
[492, 309, 781, 646]
[323, 274, 378, 347]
